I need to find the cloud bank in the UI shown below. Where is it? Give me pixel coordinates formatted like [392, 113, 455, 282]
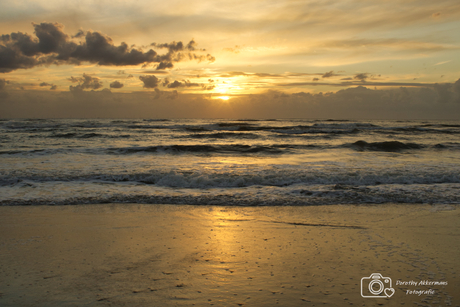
[2, 81, 459, 120]
[0, 22, 214, 73]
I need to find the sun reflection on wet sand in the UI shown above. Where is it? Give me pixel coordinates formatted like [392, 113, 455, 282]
[1, 204, 458, 306]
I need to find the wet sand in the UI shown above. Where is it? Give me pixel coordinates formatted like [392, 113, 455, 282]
[0, 204, 459, 306]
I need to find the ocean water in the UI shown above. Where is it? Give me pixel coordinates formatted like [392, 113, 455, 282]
[1, 118, 459, 206]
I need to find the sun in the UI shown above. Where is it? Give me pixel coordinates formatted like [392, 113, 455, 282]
[211, 95, 231, 101]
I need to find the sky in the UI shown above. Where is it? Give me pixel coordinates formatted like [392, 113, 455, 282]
[1, 0, 460, 119]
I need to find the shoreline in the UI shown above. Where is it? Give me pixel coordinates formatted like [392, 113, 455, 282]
[1, 203, 458, 306]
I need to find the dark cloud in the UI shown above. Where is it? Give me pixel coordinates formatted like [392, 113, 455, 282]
[149, 39, 214, 70]
[39, 82, 56, 90]
[354, 73, 369, 81]
[202, 85, 215, 90]
[0, 23, 214, 73]
[202, 79, 215, 90]
[322, 71, 336, 78]
[156, 61, 174, 70]
[139, 75, 160, 88]
[183, 80, 200, 87]
[68, 31, 158, 66]
[69, 74, 103, 92]
[312, 78, 319, 81]
[167, 80, 182, 88]
[167, 80, 200, 89]
[151, 40, 202, 52]
[110, 81, 124, 89]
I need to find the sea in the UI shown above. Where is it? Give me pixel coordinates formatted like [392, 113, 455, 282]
[1, 118, 459, 206]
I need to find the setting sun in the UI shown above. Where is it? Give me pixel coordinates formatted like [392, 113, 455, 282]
[215, 95, 230, 100]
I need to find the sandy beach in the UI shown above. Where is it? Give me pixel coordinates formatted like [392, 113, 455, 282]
[0, 204, 459, 307]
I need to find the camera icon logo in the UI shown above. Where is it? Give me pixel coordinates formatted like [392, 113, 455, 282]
[361, 273, 395, 298]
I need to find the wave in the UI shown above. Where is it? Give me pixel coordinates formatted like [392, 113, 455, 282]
[3, 120, 459, 139]
[186, 132, 260, 139]
[1, 182, 459, 206]
[350, 140, 424, 151]
[142, 119, 171, 122]
[108, 144, 291, 155]
[2, 141, 459, 156]
[126, 124, 170, 129]
[392, 127, 460, 134]
[3, 162, 459, 188]
[50, 132, 131, 139]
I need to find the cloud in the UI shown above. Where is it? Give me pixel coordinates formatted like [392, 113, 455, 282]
[217, 71, 285, 78]
[0, 22, 214, 73]
[149, 39, 215, 70]
[2, 80, 460, 119]
[135, 70, 169, 75]
[39, 82, 57, 90]
[354, 73, 369, 82]
[322, 71, 336, 78]
[253, 73, 285, 78]
[433, 79, 460, 103]
[167, 80, 182, 88]
[0, 78, 9, 98]
[156, 61, 174, 70]
[110, 81, 124, 89]
[279, 79, 457, 88]
[139, 75, 160, 88]
[434, 60, 451, 66]
[0, 79, 9, 90]
[151, 40, 201, 52]
[69, 73, 103, 92]
[152, 88, 178, 100]
[223, 45, 241, 53]
[287, 72, 323, 77]
[218, 71, 250, 77]
[69, 32, 158, 66]
[167, 80, 200, 88]
[202, 83, 215, 90]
